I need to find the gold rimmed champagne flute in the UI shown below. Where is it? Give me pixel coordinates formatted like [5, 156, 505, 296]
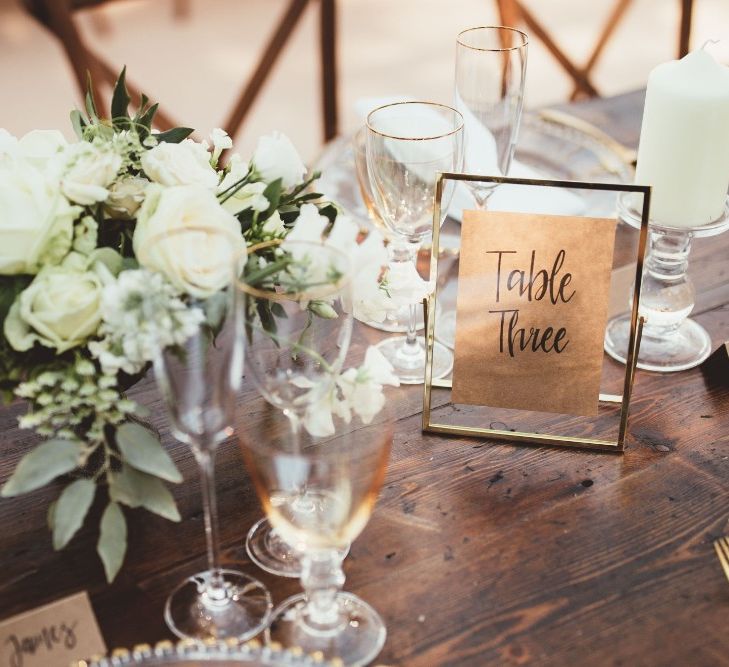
[238, 239, 354, 579]
[239, 400, 393, 667]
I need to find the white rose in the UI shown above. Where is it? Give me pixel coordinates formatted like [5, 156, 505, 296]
[4, 252, 118, 353]
[252, 131, 306, 189]
[0, 160, 79, 275]
[105, 175, 149, 219]
[134, 184, 243, 298]
[141, 139, 218, 189]
[60, 141, 122, 206]
[18, 130, 68, 169]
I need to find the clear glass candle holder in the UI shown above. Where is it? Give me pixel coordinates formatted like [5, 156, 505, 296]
[604, 193, 729, 372]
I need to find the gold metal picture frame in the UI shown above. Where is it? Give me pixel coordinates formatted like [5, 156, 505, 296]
[422, 173, 650, 452]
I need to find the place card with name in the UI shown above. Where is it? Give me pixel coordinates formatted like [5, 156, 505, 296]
[451, 210, 617, 416]
[0, 591, 106, 667]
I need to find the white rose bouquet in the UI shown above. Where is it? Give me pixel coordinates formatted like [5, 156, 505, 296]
[0, 69, 395, 581]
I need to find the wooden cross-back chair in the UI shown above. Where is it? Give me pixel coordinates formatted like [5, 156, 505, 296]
[495, 0, 696, 100]
[21, 0, 338, 141]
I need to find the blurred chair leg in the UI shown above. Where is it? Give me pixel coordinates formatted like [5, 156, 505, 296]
[496, 0, 599, 98]
[570, 0, 632, 101]
[173, 0, 191, 20]
[223, 0, 310, 139]
[678, 0, 694, 57]
[320, 0, 338, 141]
[38, 0, 109, 110]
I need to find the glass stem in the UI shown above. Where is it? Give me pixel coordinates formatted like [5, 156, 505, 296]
[195, 446, 227, 604]
[390, 239, 422, 356]
[301, 549, 345, 631]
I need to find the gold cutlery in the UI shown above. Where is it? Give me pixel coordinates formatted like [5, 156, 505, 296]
[713, 536, 729, 584]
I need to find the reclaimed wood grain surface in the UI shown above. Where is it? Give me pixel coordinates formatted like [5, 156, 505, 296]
[1, 91, 728, 667]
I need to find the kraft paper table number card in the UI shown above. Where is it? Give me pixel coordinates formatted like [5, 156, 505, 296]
[451, 210, 616, 417]
[422, 173, 650, 452]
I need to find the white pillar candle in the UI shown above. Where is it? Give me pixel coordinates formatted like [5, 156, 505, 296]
[635, 49, 729, 227]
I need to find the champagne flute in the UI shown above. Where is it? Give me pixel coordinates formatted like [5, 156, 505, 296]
[141, 225, 272, 641]
[455, 25, 528, 208]
[238, 239, 354, 578]
[366, 101, 464, 384]
[239, 401, 393, 666]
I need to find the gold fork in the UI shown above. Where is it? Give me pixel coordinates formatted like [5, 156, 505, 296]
[713, 536, 729, 583]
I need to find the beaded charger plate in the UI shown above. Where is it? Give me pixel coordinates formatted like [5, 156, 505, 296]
[313, 111, 635, 226]
[76, 638, 340, 667]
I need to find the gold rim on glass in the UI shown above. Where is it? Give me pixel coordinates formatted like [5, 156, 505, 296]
[456, 25, 529, 52]
[366, 101, 464, 142]
[236, 238, 352, 302]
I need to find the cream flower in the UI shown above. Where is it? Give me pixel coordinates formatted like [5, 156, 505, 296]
[60, 141, 122, 205]
[252, 131, 306, 189]
[134, 184, 243, 298]
[105, 175, 149, 219]
[0, 159, 79, 274]
[4, 251, 120, 353]
[141, 138, 218, 189]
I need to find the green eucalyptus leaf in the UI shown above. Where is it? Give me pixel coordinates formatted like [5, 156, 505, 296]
[155, 127, 194, 144]
[97, 502, 127, 583]
[110, 465, 180, 521]
[111, 66, 131, 127]
[53, 479, 96, 550]
[1, 439, 83, 497]
[115, 423, 182, 483]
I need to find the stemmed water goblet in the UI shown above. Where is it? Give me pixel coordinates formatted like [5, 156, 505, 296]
[239, 239, 354, 578]
[366, 101, 465, 384]
[352, 126, 424, 334]
[141, 225, 273, 641]
[238, 400, 393, 667]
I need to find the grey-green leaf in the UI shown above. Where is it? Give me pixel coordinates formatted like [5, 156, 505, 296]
[47, 500, 57, 531]
[110, 465, 180, 521]
[53, 479, 96, 550]
[115, 423, 182, 483]
[1, 439, 83, 497]
[97, 502, 127, 583]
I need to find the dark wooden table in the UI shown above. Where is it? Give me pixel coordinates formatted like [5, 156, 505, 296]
[2, 91, 729, 666]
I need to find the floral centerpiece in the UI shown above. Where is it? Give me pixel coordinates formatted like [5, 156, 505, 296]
[0, 70, 396, 581]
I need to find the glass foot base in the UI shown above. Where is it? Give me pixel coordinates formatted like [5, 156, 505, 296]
[375, 336, 453, 385]
[267, 592, 386, 667]
[246, 518, 349, 578]
[357, 302, 424, 333]
[164, 569, 272, 640]
[604, 313, 712, 372]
